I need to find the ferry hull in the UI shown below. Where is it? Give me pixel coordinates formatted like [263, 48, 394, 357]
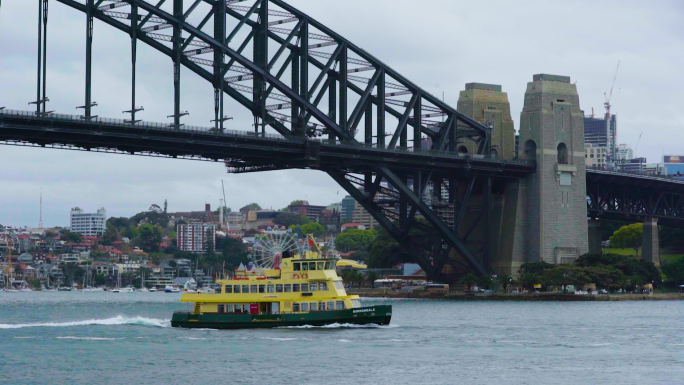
[171, 305, 391, 329]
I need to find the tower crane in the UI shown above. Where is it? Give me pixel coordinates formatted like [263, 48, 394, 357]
[604, 61, 620, 163]
[635, 132, 643, 159]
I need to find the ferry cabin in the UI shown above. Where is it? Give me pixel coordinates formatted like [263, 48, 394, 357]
[179, 254, 362, 316]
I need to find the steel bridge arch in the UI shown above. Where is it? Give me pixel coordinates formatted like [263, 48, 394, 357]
[32, 0, 496, 278]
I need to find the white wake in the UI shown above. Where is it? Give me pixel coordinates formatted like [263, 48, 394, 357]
[0, 316, 171, 329]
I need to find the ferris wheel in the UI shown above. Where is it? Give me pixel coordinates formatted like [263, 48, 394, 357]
[251, 231, 300, 269]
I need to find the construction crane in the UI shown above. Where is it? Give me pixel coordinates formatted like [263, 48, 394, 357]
[604, 61, 621, 120]
[604, 61, 621, 163]
[635, 132, 643, 158]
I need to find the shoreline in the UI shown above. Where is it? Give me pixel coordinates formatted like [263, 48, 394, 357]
[351, 290, 684, 301]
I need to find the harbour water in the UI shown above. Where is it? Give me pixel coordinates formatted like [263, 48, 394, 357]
[1, 292, 683, 385]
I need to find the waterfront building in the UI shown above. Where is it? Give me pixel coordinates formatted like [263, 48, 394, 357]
[351, 200, 379, 230]
[70, 207, 107, 236]
[60, 253, 81, 264]
[177, 223, 216, 253]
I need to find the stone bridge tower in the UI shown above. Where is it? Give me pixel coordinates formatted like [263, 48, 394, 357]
[518, 74, 588, 263]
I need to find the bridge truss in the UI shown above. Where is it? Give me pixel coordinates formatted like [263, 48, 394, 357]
[2, 0, 532, 280]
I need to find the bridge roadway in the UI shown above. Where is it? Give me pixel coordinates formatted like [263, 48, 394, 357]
[3, 109, 684, 228]
[0, 109, 533, 178]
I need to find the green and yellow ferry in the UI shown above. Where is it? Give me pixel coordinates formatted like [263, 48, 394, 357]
[171, 239, 391, 329]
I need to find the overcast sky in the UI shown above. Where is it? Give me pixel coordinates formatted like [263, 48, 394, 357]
[1, 0, 683, 228]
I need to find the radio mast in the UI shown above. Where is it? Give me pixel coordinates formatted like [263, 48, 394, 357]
[38, 188, 43, 229]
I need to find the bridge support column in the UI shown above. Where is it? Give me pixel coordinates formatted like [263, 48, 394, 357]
[588, 219, 602, 254]
[642, 217, 660, 266]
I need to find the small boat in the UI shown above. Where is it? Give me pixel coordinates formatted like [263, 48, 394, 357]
[19, 287, 33, 292]
[165, 285, 181, 293]
[149, 287, 158, 292]
[111, 288, 121, 293]
[2, 288, 19, 293]
[44, 288, 58, 292]
[58, 286, 72, 292]
[139, 287, 149, 292]
[198, 287, 216, 294]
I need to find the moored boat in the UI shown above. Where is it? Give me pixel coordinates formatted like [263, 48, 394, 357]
[171, 233, 391, 329]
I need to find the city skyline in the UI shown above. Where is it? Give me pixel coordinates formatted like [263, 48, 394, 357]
[1, 0, 683, 226]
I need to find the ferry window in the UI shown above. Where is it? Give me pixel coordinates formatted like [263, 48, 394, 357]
[259, 285, 265, 293]
[250, 285, 257, 293]
[267, 285, 275, 293]
[336, 301, 345, 310]
[330, 261, 336, 269]
[319, 302, 326, 311]
[242, 304, 250, 313]
[276, 284, 283, 293]
[319, 282, 327, 291]
[327, 301, 334, 311]
[218, 304, 225, 313]
[317, 262, 324, 270]
[226, 304, 234, 313]
[224, 285, 232, 294]
[351, 299, 361, 308]
[293, 284, 300, 292]
[285, 284, 292, 293]
[234, 285, 241, 294]
[301, 283, 309, 292]
[293, 263, 301, 271]
[234, 304, 242, 313]
[301, 303, 309, 312]
[242, 285, 249, 293]
[293, 303, 300, 312]
[301, 263, 309, 271]
[324, 261, 331, 270]
[310, 283, 317, 292]
[309, 262, 316, 270]
[334, 281, 344, 290]
[310, 302, 318, 311]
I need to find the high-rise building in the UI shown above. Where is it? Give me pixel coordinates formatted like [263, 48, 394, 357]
[623, 157, 646, 173]
[341, 196, 356, 221]
[70, 207, 106, 236]
[177, 223, 216, 253]
[351, 200, 378, 230]
[287, 200, 326, 223]
[584, 143, 608, 169]
[583, 114, 617, 162]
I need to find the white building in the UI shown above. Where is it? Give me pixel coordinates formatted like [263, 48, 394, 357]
[616, 144, 633, 162]
[70, 207, 107, 236]
[177, 223, 216, 253]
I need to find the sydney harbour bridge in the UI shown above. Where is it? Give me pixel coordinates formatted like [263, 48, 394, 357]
[1, 0, 683, 282]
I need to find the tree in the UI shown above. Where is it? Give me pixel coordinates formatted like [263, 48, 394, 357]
[540, 265, 590, 292]
[336, 229, 376, 252]
[582, 265, 624, 291]
[662, 257, 684, 286]
[659, 227, 684, 252]
[121, 226, 140, 239]
[62, 264, 85, 285]
[610, 223, 643, 256]
[576, 252, 661, 286]
[368, 227, 411, 268]
[366, 271, 379, 288]
[475, 275, 492, 290]
[273, 212, 309, 228]
[221, 237, 250, 271]
[497, 273, 512, 293]
[240, 203, 261, 211]
[460, 273, 477, 291]
[101, 225, 119, 246]
[60, 231, 82, 243]
[138, 224, 163, 252]
[600, 219, 630, 242]
[518, 261, 554, 276]
[518, 273, 540, 291]
[107, 217, 130, 229]
[168, 231, 177, 240]
[94, 274, 106, 286]
[205, 228, 215, 256]
[129, 206, 170, 228]
[301, 222, 325, 238]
